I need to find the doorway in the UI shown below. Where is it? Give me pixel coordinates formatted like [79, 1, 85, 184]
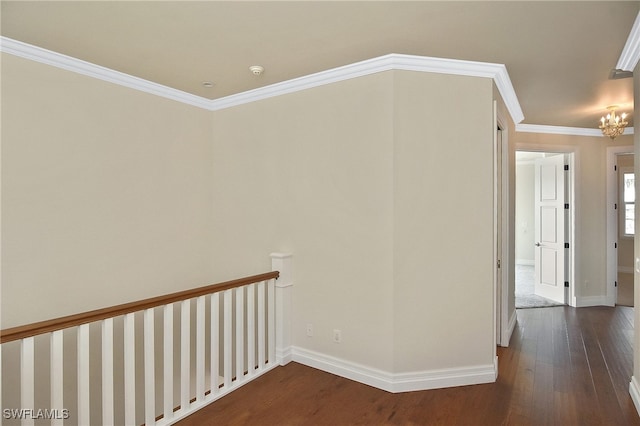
[607, 147, 635, 307]
[617, 154, 635, 306]
[515, 150, 573, 308]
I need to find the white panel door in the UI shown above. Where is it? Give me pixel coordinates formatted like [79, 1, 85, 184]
[534, 155, 566, 303]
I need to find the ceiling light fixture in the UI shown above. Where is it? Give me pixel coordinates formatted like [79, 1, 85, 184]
[599, 105, 628, 140]
[202, 81, 214, 88]
[249, 65, 264, 76]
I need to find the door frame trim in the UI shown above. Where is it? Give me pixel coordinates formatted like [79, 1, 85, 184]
[606, 146, 634, 307]
[495, 107, 511, 347]
[515, 143, 577, 307]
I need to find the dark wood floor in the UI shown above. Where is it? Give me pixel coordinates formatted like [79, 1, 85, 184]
[177, 306, 640, 425]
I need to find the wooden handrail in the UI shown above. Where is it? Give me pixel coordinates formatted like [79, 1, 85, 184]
[0, 271, 279, 344]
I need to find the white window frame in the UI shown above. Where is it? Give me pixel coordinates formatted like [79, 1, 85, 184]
[620, 166, 635, 238]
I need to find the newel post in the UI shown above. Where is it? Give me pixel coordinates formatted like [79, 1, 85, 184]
[271, 252, 293, 365]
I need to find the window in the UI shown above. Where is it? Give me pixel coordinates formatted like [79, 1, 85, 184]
[622, 171, 635, 236]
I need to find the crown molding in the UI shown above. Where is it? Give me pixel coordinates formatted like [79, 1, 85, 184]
[393, 54, 524, 123]
[1, 36, 523, 124]
[210, 53, 525, 125]
[617, 11, 640, 71]
[516, 123, 634, 137]
[209, 54, 397, 111]
[0, 36, 212, 110]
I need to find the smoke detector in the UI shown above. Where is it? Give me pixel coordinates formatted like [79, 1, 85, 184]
[249, 65, 264, 76]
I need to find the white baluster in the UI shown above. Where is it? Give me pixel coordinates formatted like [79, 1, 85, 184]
[163, 303, 174, 422]
[247, 283, 256, 377]
[51, 330, 64, 426]
[101, 320, 114, 426]
[77, 324, 90, 426]
[4, 270, 291, 426]
[21, 336, 34, 426]
[210, 293, 220, 395]
[268, 280, 276, 365]
[235, 287, 244, 383]
[144, 308, 155, 426]
[223, 289, 232, 388]
[257, 281, 266, 369]
[180, 300, 190, 411]
[124, 313, 136, 426]
[196, 296, 205, 401]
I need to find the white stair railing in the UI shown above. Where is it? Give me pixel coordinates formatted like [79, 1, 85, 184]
[1, 253, 293, 426]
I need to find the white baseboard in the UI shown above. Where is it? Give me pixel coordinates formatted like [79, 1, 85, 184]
[292, 347, 394, 391]
[291, 346, 497, 393]
[277, 346, 293, 366]
[574, 295, 612, 307]
[501, 310, 518, 347]
[630, 376, 640, 417]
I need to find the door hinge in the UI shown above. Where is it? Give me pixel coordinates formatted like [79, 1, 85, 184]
[564, 243, 570, 249]
[564, 203, 569, 209]
[615, 165, 618, 171]
[615, 242, 618, 249]
[497, 259, 501, 268]
[564, 164, 569, 171]
[564, 281, 569, 288]
[615, 203, 618, 210]
[615, 281, 618, 287]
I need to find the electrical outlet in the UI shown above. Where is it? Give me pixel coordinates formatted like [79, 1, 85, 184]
[306, 323, 313, 337]
[333, 329, 342, 343]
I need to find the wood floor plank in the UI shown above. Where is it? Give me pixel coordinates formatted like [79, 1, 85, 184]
[553, 389, 578, 426]
[176, 306, 640, 426]
[582, 319, 628, 425]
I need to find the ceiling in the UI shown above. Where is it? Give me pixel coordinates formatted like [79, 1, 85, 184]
[1, 1, 638, 130]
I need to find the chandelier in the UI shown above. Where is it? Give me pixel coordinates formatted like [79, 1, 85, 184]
[599, 105, 629, 140]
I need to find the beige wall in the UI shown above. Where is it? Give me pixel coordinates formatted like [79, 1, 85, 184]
[392, 71, 495, 371]
[2, 54, 218, 328]
[1, 53, 217, 424]
[210, 72, 396, 371]
[2, 54, 216, 329]
[211, 70, 497, 374]
[513, 131, 633, 299]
